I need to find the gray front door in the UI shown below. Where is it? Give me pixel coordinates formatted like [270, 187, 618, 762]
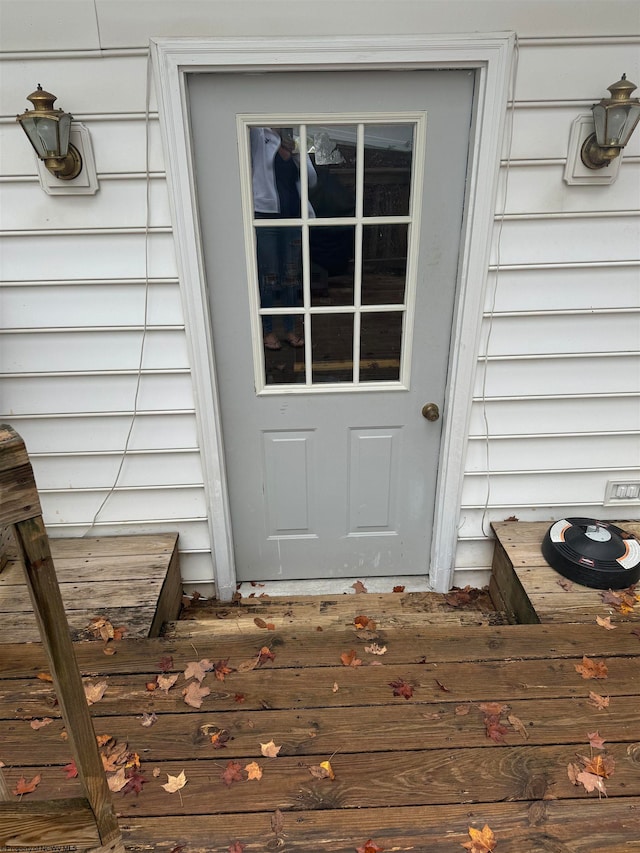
[189, 69, 474, 582]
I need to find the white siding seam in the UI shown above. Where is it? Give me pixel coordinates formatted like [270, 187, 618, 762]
[5, 410, 196, 419]
[1, 227, 172, 237]
[484, 308, 640, 318]
[461, 502, 636, 510]
[39, 484, 205, 494]
[516, 36, 640, 45]
[466, 467, 640, 477]
[475, 392, 640, 401]
[488, 260, 640, 270]
[497, 211, 640, 221]
[478, 351, 639, 361]
[2, 369, 191, 378]
[30, 449, 200, 458]
[0, 49, 149, 60]
[0, 173, 166, 184]
[45, 517, 208, 528]
[0, 279, 179, 287]
[0, 114, 158, 125]
[1, 326, 185, 334]
[468, 430, 640, 440]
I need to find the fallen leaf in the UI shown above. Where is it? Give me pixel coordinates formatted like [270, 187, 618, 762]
[122, 769, 147, 796]
[478, 702, 509, 716]
[162, 770, 188, 793]
[229, 844, 245, 853]
[271, 807, 285, 836]
[352, 580, 368, 593]
[13, 774, 41, 796]
[152, 767, 162, 778]
[356, 841, 384, 853]
[88, 616, 115, 642]
[107, 767, 128, 792]
[139, 712, 158, 728]
[354, 614, 376, 630]
[445, 585, 480, 608]
[257, 646, 276, 665]
[588, 690, 610, 710]
[158, 655, 174, 672]
[389, 678, 414, 700]
[364, 643, 387, 655]
[455, 704, 472, 716]
[30, 717, 54, 730]
[182, 681, 211, 708]
[588, 730, 606, 749]
[596, 615, 616, 630]
[84, 680, 108, 705]
[237, 655, 260, 673]
[393, 585, 405, 593]
[254, 617, 276, 630]
[576, 770, 607, 795]
[461, 824, 497, 852]
[214, 659, 235, 681]
[157, 674, 179, 693]
[234, 693, 246, 703]
[146, 679, 158, 692]
[332, 682, 339, 693]
[583, 753, 615, 778]
[245, 761, 263, 780]
[508, 714, 529, 740]
[340, 649, 362, 667]
[103, 642, 117, 656]
[221, 760, 244, 786]
[484, 716, 509, 743]
[184, 659, 213, 682]
[62, 760, 78, 779]
[260, 739, 281, 758]
[37, 672, 53, 682]
[575, 656, 608, 680]
[557, 578, 573, 592]
[435, 679, 451, 693]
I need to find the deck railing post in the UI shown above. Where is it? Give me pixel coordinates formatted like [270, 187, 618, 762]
[0, 425, 124, 852]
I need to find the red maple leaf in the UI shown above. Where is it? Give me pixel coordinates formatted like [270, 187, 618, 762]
[228, 843, 245, 853]
[258, 646, 276, 665]
[214, 659, 235, 681]
[221, 760, 244, 786]
[356, 841, 384, 853]
[62, 759, 78, 779]
[121, 769, 147, 796]
[158, 655, 174, 672]
[389, 678, 414, 699]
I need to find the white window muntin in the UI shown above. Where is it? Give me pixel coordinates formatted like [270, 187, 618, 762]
[237, 112, 427, 394]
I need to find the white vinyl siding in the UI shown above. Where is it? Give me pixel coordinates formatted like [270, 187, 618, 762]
[1, 3, 638, 593]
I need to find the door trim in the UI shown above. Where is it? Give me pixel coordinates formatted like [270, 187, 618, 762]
[151, 33, 515, 599]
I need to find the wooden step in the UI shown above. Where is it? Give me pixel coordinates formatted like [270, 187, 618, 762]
[0, 533, 182, 642]
[490, 520, 640, 624]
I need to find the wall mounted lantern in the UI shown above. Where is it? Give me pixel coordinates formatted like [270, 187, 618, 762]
[16, 84, 99, 195]
[16, 85, 83, 179]
[581, 74, 640, 170]
[564, 74, 640, 186]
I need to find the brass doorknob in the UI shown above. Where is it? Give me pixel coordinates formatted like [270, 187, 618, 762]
[421, 403, 440, 422]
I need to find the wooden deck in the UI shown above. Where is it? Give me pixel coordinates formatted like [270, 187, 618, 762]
[2, 585, 640, 851]
[491, 520, 640, 625]
[0, 533, 182, 643]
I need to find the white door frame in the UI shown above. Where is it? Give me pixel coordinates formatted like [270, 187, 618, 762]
[151, 33, 515, 600]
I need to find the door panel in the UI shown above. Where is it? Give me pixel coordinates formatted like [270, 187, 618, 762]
[188, 70, 474, 581]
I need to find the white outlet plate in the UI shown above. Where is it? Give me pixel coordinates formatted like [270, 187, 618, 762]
[605, 479, 640, 505]
[564, 114, 622, 185]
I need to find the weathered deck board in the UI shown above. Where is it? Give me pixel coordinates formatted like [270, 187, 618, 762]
[0, 533, 182, 642]
[2, 594, 639, 850]
[491, 520, 640, 624]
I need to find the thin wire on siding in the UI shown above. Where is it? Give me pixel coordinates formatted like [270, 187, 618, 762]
[480, 35, 520, 538]
[83, 51, 153, 535]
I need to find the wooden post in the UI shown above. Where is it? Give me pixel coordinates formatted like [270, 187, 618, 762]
[0, 425, 124, 853]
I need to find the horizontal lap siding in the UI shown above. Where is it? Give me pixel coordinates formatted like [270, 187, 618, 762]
[458, 38, 640, 581]
[1, 24, 638, 594]
[0, 51, 212, 588]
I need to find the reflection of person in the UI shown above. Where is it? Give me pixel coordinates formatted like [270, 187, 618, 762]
[250, 127, 317, 350]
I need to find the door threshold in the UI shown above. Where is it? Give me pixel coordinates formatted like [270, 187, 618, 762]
[237, 575, 432, 598]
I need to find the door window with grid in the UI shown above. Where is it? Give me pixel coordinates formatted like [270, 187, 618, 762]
[239, 115, 426, 392]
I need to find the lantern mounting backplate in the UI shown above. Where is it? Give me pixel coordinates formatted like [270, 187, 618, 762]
[35, 123, 99, 195]
[564, 114, 622, 185]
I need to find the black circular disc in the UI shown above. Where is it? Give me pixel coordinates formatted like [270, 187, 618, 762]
[541, 517, 640, 590]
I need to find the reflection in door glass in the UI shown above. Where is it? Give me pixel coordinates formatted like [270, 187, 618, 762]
[362, 223, 408, 305]
[245, 118, 420, 388]
[311, 313, 354, 384]
[363, 124, 413, 218]
[360, 312, 402, 382]
[250, 125, 309, 355]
